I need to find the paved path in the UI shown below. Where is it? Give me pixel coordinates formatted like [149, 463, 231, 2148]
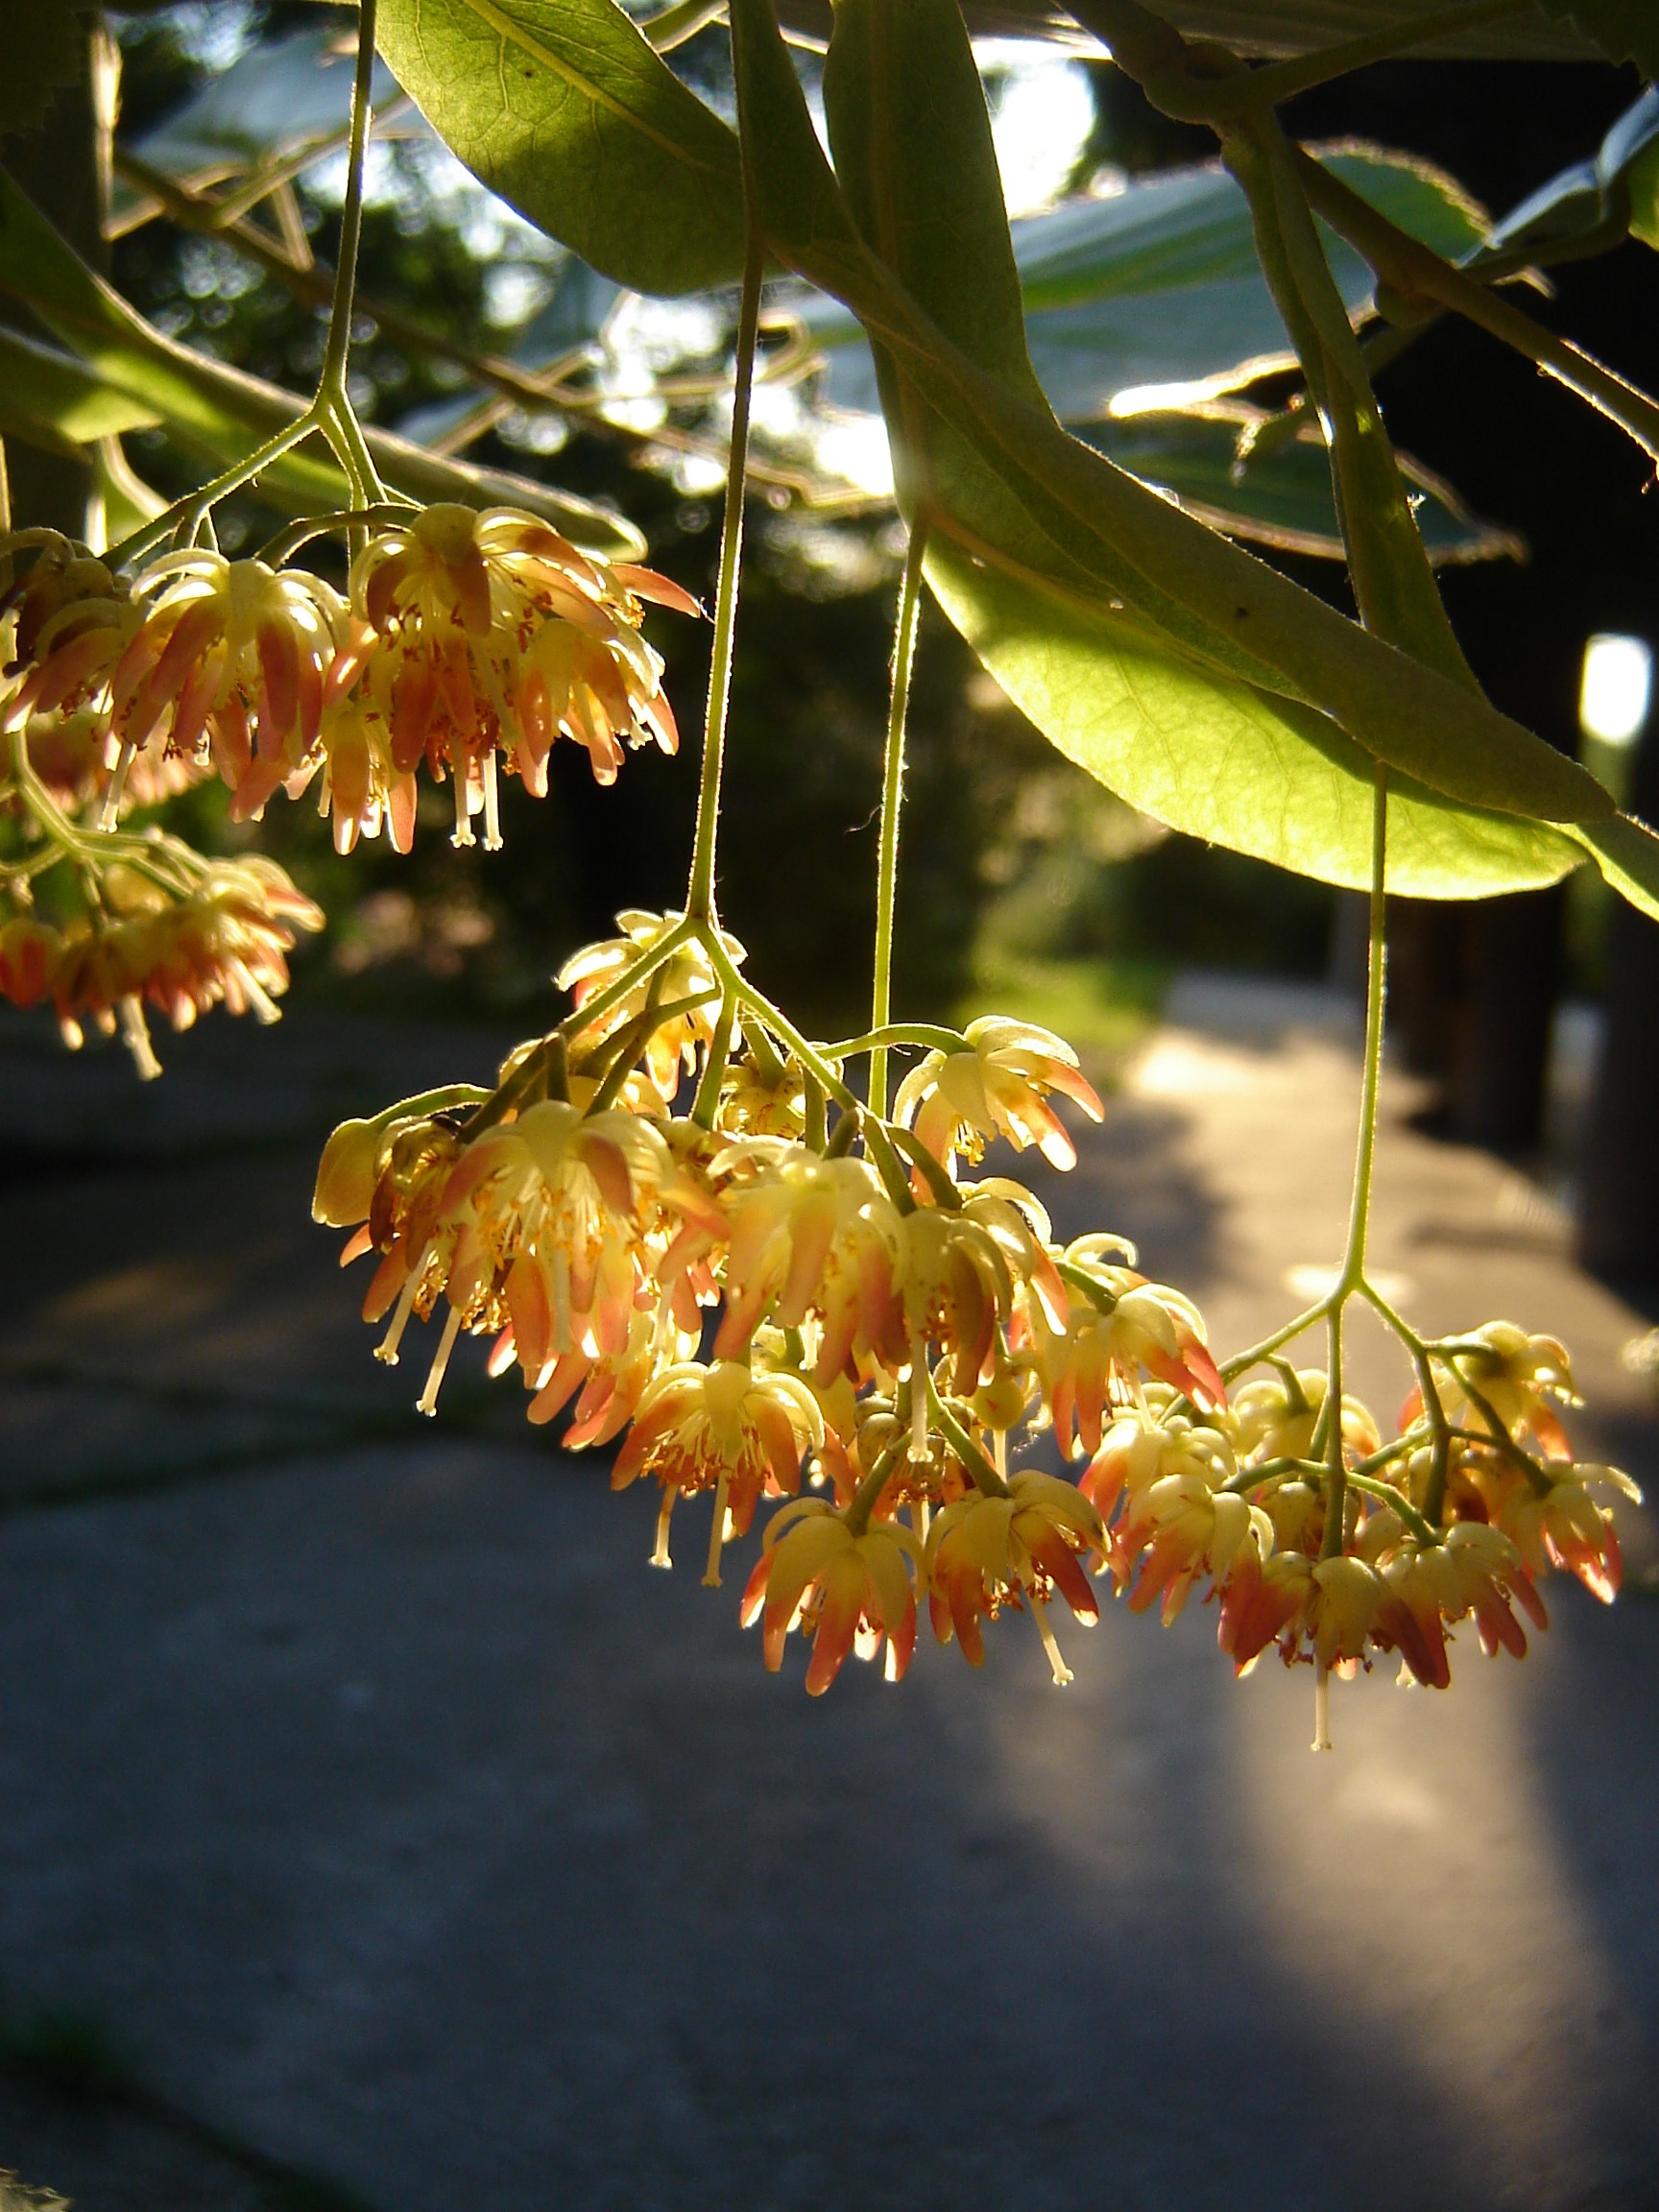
[2, 980, 1657, 2212]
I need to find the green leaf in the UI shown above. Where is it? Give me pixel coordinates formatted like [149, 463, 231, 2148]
[1628, 123, 1659, 250]
[1572, 814, 1659, 921]
[1060, 0, 1607, 61]
[1534, 0, 1659, 80]
[1075, 401, 1521, 565]
[1477, 90, 1659, 263]
[927, 535, 1581, 898]
[739, 0, 1608, 826]
[803, 141, 1488, 421]
[0, 325, 162, 452]
[373, 0, 745, 296]
[0, 169, 645, 557]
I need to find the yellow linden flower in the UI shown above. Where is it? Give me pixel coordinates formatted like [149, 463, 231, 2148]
[895, 1016, 1103, 1172]
[612, 1358, 823, 1584]
[110, 550, 342, 825]
[741, 1500, 921, 1693]
[926, 1472, 1103, 1685]
[340, 505, 695, 850]
[558, 910, 743, 1104]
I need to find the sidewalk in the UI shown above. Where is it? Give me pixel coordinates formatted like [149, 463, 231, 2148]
[2, 979, 1656, 2212]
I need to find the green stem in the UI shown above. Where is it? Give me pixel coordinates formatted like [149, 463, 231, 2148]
[925, 1373, 1010, 1500]
[1321, 763, 1387, 1561]
[1219, 1298, 1330, 1383]
[1293, 148, 1659, 467]
[826, 1022, 964, 1061]
[1340, 766, 1389, 1300]
[689, 993, 737, 1127]
[108, 420, 320, 569]
[1344, 1470, 1437, 1544]
[685, 223, 765, 923]
[869, 520, 926, 1121]
[1220, 115, 1472, 684]
[843, 1439, 906, 1537]
[320, 0, 380, 400]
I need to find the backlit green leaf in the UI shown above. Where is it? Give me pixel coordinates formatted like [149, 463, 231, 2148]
[740, 0, 1607, 825]
[0, 325, 162, 452]
[1572, 814, 1659, 921]
[373, 0, 745, 296]
[928, 537, 1581, 898]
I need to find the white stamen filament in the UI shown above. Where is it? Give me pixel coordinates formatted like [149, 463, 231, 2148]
[994, 1428, 1009, 1481]
[703, 1472, 731, 1588]
[234, 962, 283, 1026]
[1033, 1597, 1072, 1688]
[374, 1240, 432, 1366]
[417, 1304, 464, 1416]
[481, 751, 502, 851]
[451, 768, 476, 849]
[97, 738, 136, 830]
[912, 1497, 930, 1544]
[1312, 1658, 1333, 1752]
[650, 1492, 675, 1570]
[118, 996, 162, 1081]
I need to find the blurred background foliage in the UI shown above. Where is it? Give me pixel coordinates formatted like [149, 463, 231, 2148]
[64, 6, 1656, 1075]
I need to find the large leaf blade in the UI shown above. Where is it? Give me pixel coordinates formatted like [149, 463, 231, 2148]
[928, 537, 1581, 897]
[737, 0, 1607, 827]
[373, 0, 745, 296]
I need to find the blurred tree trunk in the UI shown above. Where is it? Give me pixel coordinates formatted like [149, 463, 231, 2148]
[0, 21, 108, 536]
[1579, 714, 1659, 1286]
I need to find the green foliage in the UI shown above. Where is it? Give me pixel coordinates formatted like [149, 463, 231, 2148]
[926, 538, 1583, 897]
[1629, 129, 1659, 248]
[1070, 0, 1609, 62]
[740, 0, 1606, 841]
[373, 0, 746, 295]
[1536, 0, 1659, 80]
[0, 170, 643, 554]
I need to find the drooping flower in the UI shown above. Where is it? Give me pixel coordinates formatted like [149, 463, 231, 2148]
[926, 1471, 1103, 1684]
[1, 536, 139, 738]
[895, 1016, 1103, 1172]
[612, 1358, 823, 1583]
[1230, 1368, 1381, 1466]
[19, 705, 208, 814]
[1501, 1465, 1637, 1602]
[709, 1142, 902, 1378]
[740, 1500, 921, 1692]
[1111, 1459, 1270, 1624]
[1370, 1523, 1549, 1685]
[108, 551, 342, 819]
[40, 854, 322, 1076]
[558, 911, 743, 1104]
[336, 505, 696, 847]
[1024, 1237, 1225, 1447]
[1430, 1322, 1580, 1458]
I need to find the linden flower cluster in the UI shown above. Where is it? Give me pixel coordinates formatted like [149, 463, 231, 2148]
[314, 920, 1636, 1709]
[0, 507, 693, 1077]
[0, 509, 695, 854]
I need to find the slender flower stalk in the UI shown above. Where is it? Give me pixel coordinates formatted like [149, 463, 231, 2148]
[685, 224, 766, 924]
[869, 520, 926, 1121]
